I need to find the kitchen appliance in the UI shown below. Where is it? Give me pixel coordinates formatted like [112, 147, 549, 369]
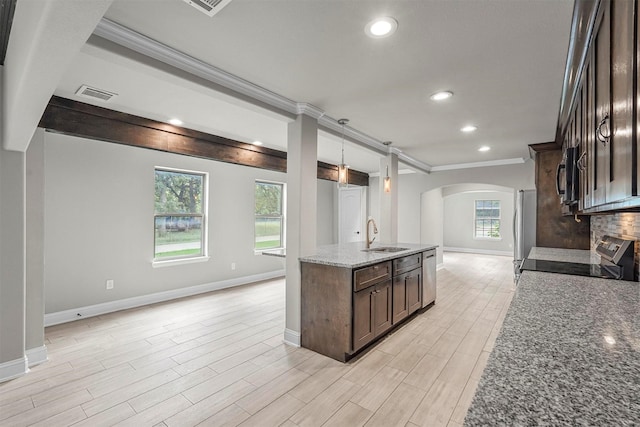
[520, 235, 636, 281]
[556, 146, 580, 205]
[422, 249, 436, 307]
[513, 189, 537, 281]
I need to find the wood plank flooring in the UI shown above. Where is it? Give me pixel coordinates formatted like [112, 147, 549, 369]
[0, 252, 515, 427]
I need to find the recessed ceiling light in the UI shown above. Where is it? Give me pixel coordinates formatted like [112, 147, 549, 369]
[365, 17, 398, 38]
[430, 91, 453, 101]
[253, 141, 263, 146]
[478, 146, 491, 152]
[168, 118, 183, 126]
[461, 125, 478, 133]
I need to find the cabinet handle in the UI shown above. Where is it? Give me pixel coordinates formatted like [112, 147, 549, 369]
[556, 162, 565, 196]
[577, 150, 587, 171]
[596, 114, 610, 146]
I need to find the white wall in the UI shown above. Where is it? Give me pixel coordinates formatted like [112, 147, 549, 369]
[43, 132, 336, 313]
[443, 190, 514, 255]
[316, 180, 335, 246]
[420, 188, 444, 264]
[370, 160, 535, 261]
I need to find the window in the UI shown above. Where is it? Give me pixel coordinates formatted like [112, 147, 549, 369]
[154, 168, 207, 260]
[255, 181, 284, 250]
[474, 200, 501, 239]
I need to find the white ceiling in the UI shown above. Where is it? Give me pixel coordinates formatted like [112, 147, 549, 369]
[54, 0, 574, 174]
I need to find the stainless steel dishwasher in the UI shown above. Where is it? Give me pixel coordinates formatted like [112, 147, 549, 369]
[422, 249, 436, 307]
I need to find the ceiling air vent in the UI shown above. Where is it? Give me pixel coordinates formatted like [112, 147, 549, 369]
[182, 0, 233, 17]
[75, 85, 117, 102]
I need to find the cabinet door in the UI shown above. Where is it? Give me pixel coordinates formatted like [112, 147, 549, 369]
[353, 287, 374, 352]
[406, 270, 422, 315]
[392, 275, 408, 324]
[607, 0, 636, 202]
[582, 59, 594, 210]
[592, 0, 610, 206]
[373, 281, 392, 337]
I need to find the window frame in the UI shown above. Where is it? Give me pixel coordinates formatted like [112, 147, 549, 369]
[254, 180, 286, 252]
[473, 199, 502, 240]
[153, 166, 209, 265]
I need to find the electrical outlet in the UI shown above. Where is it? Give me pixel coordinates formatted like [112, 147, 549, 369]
[106, 279, 114, 290]
[231, 262, 236, 270]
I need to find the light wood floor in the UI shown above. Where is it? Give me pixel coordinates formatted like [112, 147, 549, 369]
[0, 252, 515, 427]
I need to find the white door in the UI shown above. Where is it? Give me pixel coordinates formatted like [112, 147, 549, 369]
[339, 187, 363, 243]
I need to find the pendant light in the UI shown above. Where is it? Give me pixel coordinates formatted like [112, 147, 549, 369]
[383, 141, 392, 193]
[337, 119, 349, 187]
[384, 165, 391, 193]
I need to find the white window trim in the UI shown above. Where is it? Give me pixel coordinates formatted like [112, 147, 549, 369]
[153, 166, 209, 264]
[473, 199, 502, 240]
[254, 180, 286, 253]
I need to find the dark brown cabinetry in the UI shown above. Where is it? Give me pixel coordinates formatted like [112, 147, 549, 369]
[560, 0, 638, 213]
[301, 249, 432, 362]
[392, 270, 421, 324]
[353, 262, 392, 352]
[391, 253, 422, 324]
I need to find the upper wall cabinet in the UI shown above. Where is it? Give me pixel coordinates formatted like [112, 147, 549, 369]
[561, 0, 638, 213]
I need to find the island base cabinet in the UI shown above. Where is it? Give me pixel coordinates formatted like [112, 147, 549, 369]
[392, 268, 422, 324]
[300, 249, 433, 362]
[353, 280, 392, 352]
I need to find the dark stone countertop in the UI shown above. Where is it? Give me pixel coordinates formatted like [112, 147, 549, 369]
[464, 269, 640, 426]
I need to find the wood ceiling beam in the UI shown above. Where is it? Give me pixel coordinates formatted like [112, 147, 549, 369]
[38, 96, 369, 187]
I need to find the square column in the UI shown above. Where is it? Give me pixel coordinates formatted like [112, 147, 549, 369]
[285, 114, 318, 345]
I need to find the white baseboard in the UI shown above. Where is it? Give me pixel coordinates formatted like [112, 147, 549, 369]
[45, 269, 285, 327]
[283, 328, 301, 347]
[0, 356, 28, 383]
[26, 345, 48, 367]
[444, 247, 512, 257]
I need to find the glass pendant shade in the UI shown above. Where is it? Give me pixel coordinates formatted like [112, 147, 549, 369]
[383, 165, 391, 193]
[337, 118, 349, 188]
[338, 163, 348, 186]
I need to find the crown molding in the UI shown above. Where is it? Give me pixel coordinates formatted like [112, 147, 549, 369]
[94, 18, 299, 115]
[430, 157, 526, 172]
[295, 103, 325, 119]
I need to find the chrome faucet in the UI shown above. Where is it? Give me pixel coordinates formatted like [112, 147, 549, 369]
[366, 217, 378, 248]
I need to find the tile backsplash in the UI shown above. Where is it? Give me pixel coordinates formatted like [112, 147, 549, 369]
[591, 213, 640, 280]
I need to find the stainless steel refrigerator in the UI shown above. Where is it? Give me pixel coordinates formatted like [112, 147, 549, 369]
[514, 189, 536, 281]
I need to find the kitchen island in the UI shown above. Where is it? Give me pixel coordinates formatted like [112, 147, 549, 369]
[299, 242, 438, 362]
[464, 248, 640, 426]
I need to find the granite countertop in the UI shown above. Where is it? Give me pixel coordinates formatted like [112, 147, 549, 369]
[528, 246, 601, 264]
[298, 242, 437, 268]
[464, 270, 640, 426]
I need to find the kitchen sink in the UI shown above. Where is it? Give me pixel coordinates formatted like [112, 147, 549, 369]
[361, 246, 409, 253]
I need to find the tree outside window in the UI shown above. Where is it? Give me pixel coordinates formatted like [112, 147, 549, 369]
[475, 200, 501, 239]
[154, 168, 207, 259]
[255, 181, 284, 250]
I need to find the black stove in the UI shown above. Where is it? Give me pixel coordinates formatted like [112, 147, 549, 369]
[520, 235, 635, 281]
[519, 258, 622, 279]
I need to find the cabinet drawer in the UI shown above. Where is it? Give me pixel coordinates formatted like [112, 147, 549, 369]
[354, 261, 392, 292]
[393, 253, 422, 275]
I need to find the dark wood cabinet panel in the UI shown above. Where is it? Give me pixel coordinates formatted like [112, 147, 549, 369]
[353, 285, 375, 352]
[353, 279, 393, 352]
[392, 275, 408, 324]
[354, 261, 392, 292]
[607, 0, 636, 202]
[593, 0, 610, 206]
[407, 271, 422, 315]
[373, 281, 392, 337]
